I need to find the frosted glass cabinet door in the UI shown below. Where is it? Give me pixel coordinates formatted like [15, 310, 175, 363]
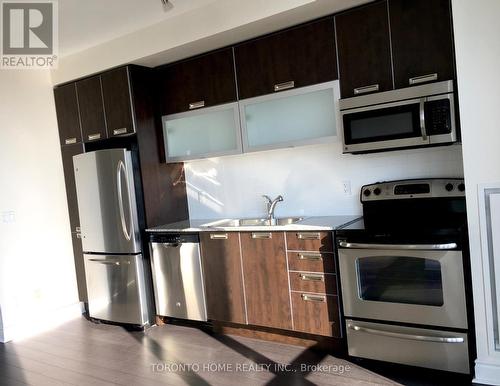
[240, 81, 339, 152]
[163, 102, 242, 162]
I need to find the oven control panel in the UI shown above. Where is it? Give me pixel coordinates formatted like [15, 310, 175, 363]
[361, 178, 465, 201]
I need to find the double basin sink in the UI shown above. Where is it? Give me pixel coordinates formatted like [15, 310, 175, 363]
[202, 217, 304, 228]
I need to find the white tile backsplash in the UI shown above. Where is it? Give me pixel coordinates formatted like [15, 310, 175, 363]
[185, 142, 464, 219]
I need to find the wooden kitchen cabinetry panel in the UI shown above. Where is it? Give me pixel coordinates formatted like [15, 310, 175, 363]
[156, 48, 237, 115]
[61, 143, 84, 233]
[71, 232, 87, 302]
[101, 67, 135, 136]
[289, 272, 337, 295]
[286, 231, 333, 252]
[389, 0, 455, 89]
[54, 83, 82, 146]
[200, 232, 246, 324]
[240, 232, 292, 330]
[287, 251, 336, 274]
[335, 1, 393, 98]
[76, 76, 107, 142]
[292, 292, 341, 337]
[234, 18, 337, 99]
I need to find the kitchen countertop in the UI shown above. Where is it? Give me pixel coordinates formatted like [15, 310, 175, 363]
[146, 215, 361, 233]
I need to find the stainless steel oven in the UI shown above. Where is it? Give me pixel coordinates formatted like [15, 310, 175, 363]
[340, 80, 457, 153]
[336, 178, 472, 374]
[338, 243, 467, 329]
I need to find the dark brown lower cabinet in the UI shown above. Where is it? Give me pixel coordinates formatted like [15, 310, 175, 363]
[291, 292, 340, 337]
[200, 232, 246, 324]
[240, 232, 292, 330]
[71, 232, 87, 302]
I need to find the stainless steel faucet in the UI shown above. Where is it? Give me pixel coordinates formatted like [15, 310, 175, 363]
[262, 195, 284, 225]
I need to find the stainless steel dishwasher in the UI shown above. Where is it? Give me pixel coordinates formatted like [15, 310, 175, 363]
[149, 233, 207, 321]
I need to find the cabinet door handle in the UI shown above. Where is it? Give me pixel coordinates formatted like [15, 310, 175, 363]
[210, 233, 228, 240]
[76, 233, 81, 239]
[354, 84, 379, 95]
[409, 73, 438, 85]
[75, 227, 81, 233]
[297, 232, 320, 240]
[299, 273, 324, 282]
[298, 253, 323, 261]
[274, 81, 295, 92]
[189, 100, 205, 110]
[301, 294, 326, 302]
[113, 127, 127, 136]
[88, 133, 101, 141]
[65, 137, 77, 145]
[252, 232, 272, 239]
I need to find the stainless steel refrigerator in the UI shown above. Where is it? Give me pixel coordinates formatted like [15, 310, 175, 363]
[74, 149, 152, 326]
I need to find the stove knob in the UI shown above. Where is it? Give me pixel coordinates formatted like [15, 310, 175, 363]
[445, 183, 454, 192]
[363, 189, 371, 197]
[373, 187, 382, 196]
[458, 183, 466, 192]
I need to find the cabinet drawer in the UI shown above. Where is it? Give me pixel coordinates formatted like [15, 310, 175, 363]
[289, 272, 337, 295]
[286, 231, 333, 252]
[288, 251, 335, 273]
[292, 292, 340, 337]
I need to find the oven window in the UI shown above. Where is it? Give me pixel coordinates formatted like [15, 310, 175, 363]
[343, 103, 421, 144]
[356, 256, 444, 306]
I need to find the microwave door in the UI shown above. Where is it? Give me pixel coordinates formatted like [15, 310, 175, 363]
[74, 149, 141, 254]
[342, 98, 429, 153]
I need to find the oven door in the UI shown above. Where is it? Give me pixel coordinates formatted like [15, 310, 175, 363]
[338, 243, 467, 329]
[341, 98, 428, 153]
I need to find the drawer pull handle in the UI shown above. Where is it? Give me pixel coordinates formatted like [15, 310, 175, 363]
[297, 232, 320, 240]
[354, 84, 379, 95]
[409, 73, 438, 85]
[65, 137, 77, 145]
[300, 273, 324, 282]
[189, 100, 205, 110]
[252, 232, 272, 239]
[301, 294, 326, 302]
[210, 233, 228, 240]
[274, 80, 295, 92]
[113, 127, 127, 135]
[298, 253, 323, 261]
[347, 324, 464, 343]
[88, 133, 101, 141]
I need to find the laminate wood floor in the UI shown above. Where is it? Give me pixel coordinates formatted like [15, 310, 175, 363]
[0, 317, 457, 386]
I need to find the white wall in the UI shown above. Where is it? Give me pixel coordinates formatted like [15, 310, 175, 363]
[0, 70, 80, 342]
[452, 0, 500, 383]
[185, 142, 463, 219]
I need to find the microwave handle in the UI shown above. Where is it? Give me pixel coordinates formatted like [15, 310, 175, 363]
[338, 241, 458, 250]
[419, 99, 428, 141]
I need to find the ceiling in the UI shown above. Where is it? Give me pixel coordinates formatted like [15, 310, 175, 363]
[58, 0, 218, 56]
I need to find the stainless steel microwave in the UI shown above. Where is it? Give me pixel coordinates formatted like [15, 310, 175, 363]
[339, 80, 457, 153]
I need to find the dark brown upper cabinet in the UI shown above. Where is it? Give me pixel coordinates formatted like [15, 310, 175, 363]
[101, 67, 136, 137]
[388, 0, 455, 89]
[61, 143, 84, 233]
[76, 76, 108, 142]
[235, 18, 337, 99]
[54, 83, 82, 146]
[156, 48, 237, 116]
[200, 232, 246, 324]
[335, 1, 394, 98]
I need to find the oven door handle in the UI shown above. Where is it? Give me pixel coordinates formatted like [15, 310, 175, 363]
[347, 324, 464, 343]
[338, 241, 457, 250]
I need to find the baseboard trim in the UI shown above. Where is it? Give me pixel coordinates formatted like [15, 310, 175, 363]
[0, 302, 83, 343]
[474, 360, 500, 385]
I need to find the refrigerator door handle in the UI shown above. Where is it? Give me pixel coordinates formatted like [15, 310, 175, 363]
[117, 160, 132, 241]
